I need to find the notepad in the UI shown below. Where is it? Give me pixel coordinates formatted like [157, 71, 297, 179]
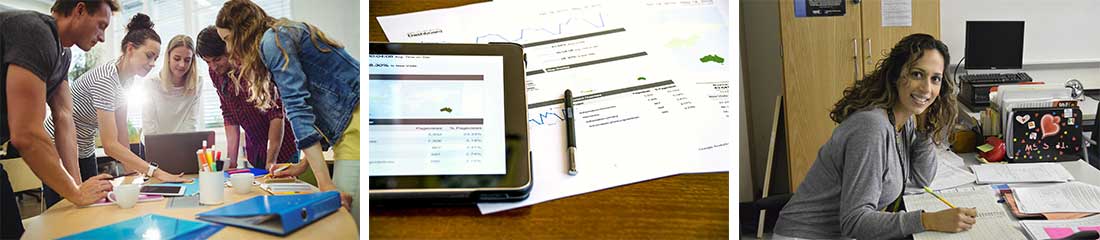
[970, 163, 1074, 184]
[88, 194, 163, 207]
[260, 183, 316, 195]
[58, 214, 224, 240]
[1020, 214, 1100, 239]
[905, 187, 1028, 240]
[1013, 182, 1100, 214]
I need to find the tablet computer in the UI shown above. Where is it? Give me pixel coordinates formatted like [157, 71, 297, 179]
[140, 185, 185, 196]
[368, 42, 531, 202]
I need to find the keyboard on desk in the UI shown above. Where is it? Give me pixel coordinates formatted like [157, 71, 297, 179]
[959, 72, 1033, 84]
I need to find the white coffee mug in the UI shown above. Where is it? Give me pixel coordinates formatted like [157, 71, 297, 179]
[230, 173, 254, 194]
[108, 184, 140, 208]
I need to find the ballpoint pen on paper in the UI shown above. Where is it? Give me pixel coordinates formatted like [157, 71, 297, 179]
[924, 186, 957, 208]
[564, 89, 577, 176]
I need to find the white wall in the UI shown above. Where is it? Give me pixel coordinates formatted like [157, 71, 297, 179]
[941, 0, 1100, 88]
[292, 0, 360, 59]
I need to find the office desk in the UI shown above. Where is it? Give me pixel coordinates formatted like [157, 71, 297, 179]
[370, 173, 729, 239]
[920, 153, 1100, 238]
[21, 175, 358, 239]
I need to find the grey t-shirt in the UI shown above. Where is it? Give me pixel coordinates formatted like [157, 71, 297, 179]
[0, 10, 72, 151]
[774, 108, 937, 239]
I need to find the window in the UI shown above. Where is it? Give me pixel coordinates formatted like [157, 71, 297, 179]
[109, 0, 292, 131]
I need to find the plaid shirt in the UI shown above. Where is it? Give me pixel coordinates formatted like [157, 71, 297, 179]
[209, 69, 298, 166]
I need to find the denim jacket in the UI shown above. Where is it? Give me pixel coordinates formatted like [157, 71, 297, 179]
[260, 21, 359, 151]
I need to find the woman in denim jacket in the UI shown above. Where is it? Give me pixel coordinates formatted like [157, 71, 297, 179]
[214, 0, 359, 215]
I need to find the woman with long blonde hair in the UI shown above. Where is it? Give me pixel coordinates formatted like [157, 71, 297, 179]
[215, 0, 358, 216]
[142, 34, 200, 135]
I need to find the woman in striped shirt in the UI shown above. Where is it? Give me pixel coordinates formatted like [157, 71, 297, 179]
[44, 13, 190, 207]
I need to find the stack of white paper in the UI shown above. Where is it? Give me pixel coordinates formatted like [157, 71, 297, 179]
[1013, 182, 1100, 214]
[1019, 214, 1100, 240]
[904, 149, 977, 195]
[970, 163, 1074, 184]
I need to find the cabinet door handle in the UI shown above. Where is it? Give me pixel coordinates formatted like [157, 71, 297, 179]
[853, 38, 861, 81]
[865, 38, 873, 64]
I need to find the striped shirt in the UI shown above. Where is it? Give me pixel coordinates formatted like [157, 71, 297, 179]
[210, 69, 298, 166]
[46, 59, 128, 158]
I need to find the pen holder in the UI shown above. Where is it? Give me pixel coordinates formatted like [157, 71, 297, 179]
[198, 171, 224, 205]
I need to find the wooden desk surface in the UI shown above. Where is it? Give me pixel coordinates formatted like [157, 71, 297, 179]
[21, 175, 358, 239]
[369, 1, 728, 238]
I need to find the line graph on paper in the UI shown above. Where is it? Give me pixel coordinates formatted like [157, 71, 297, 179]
[528, 108, 566, 126]
[474, 12, 608, 44]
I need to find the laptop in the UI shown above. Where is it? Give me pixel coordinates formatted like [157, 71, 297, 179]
[1007, 107, 1083, 163]
[144, 131, 215, 174]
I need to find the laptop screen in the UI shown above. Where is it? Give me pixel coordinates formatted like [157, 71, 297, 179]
[965, 21, 1025, 70]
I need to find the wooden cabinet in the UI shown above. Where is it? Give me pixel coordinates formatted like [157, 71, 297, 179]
[779, 0, 940, 192]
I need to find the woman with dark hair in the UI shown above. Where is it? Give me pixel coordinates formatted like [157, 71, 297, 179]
[772, 34, 972, 239]
[42, 13, 191, 208]
[214, 0, 357, 218]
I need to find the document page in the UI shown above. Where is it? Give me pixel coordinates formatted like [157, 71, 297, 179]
[1013, 182, 1100, 214]
[1019, 214, 1100, 240]
[970, 163, 1074, 184]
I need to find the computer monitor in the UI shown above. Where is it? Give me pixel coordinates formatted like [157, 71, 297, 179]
[965, 21, 1025, 72]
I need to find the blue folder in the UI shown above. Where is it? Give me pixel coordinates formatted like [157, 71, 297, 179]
[196, 191, 340, 236]
[58, 214, 224, 240]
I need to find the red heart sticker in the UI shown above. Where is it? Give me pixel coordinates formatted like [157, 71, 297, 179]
[1041, 114, 1061, 138]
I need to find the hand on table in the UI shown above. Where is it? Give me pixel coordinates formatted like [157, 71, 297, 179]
[270, 163, 307, 178]
[154, 171, 193, 183]
[72, 174, 113, 207]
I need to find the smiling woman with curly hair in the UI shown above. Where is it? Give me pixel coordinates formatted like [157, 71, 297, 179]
[772, 33, 970, 239]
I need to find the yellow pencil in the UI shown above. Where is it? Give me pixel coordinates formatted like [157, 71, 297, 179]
[923, 186, 956, 208]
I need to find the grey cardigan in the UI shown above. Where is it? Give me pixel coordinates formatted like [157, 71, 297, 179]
[774, 108, 937, 239]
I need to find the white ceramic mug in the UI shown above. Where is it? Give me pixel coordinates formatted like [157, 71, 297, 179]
[230, 173, 254, 194]
[107, 184, 140, 208]
[198, 171, 224, 205]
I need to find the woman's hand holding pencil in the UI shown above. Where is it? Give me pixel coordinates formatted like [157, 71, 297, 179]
[920, 187, 977, 233]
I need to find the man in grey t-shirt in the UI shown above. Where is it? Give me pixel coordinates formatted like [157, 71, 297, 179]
[0, 1, 119, 238]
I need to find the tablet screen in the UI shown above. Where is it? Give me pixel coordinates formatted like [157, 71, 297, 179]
[368, 54, 507, 176]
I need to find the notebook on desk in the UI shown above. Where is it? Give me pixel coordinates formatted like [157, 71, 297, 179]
[904, 187, 1028, 240]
